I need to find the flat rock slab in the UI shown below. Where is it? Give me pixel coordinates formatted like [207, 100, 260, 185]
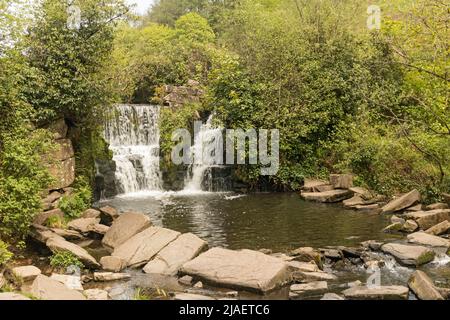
[84, 289, 109, 300]
[102, 212, 151, 250]
[180, 247, 290, 294]
[112, 226, 180, 267]
[287, 261, 320, 273]
[381, 243, 435, 266]
[93, 272, 131, 282]
[31, 275, 86, 300]
[50, 274, 83, 291]
[382, 190, 421, 213]
[425, 221, 450, 236]
[51, 228, 84, 240]
[82, 208, 101, 219]
[343, 285, 409, 300]
[405, 209, 450, 230]
[46, 237, 100, 268]
[68, 218, 100, 233]
[407, 232, 450, 249]
[0, 292, 31, 300]
[100, 256, 127, 272]
[321, 293, 345, 300]
[292, 271, 337, 282]
[290, 281, 328, 293]
[12, 266, 41, 282]
[302, 179, 329, 192]
[408, 270, 443, 300]
[301, 189, 353, 203]
[143, 233, 208, 275]
[174, 293, 215, 300]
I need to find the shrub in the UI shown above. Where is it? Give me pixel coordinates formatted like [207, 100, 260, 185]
[50, 251, 84, 270]
[0, 240, 13, 266]
[58, 177, 92, 219]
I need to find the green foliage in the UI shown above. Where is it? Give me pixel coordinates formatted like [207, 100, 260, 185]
[0, 240, 13, 266]
[50, 251, 84, 270]
[58, 177, 92, 219]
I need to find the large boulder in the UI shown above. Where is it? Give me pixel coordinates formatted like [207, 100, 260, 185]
[47, 156, 76, 190]
[408, 271, 444, 300]
[425, 221, 450, 236]
[68, 218, 100, 234]
[381, 243, 435, 266]
[329, 174, 353, 189]
[382, 190, 421, 213]
[405, 209, 450, 230]
[31, 275, 86, 300]
[12, 266, 41, 282]
[100, 256, 127, 272]
[112, 226, 180, 267]
[143, 233, 207, 275]
[342, 285, 409, 300]
[102, 212, 151, 250]
[180, 248, 290, 293]
[46, 237, 100, 268]
[301, 189, 353, 203]
[302, 179, 330, 192]
[407, 232, 450, 249]
[81, 208, 101, 219]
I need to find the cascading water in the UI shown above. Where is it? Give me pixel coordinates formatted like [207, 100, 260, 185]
[104, 104, 162, 194]
[184, 115, 223, 192]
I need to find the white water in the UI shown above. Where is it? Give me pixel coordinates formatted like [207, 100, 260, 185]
[183, 115, 223, 192]
[104, 104, 162, 194]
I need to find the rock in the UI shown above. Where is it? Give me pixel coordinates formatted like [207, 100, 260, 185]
[407, 232, 450, 249]
[287, 261, 320, 273]
[408, 270, 443, 300]
[342, 285, 409, 300]
[290, 281, 328, 293]
[68, 218, 100, 233]
[173, 293, 215, 300]
[0, 273, 6, 288]
[113, 226, 180, 268]
[194, 281, 203, 288]
[437, 287, 450, 299]
[12, 266, 41, 282]
[321, 249, 342, 260]
[349, 187, 373, 200]
[402, 220, 419, 233]
[426, 203, 449, 210]
[383, 222, 403, 233]
[406, 209, 450, 230]
[381, 243, 435, 266]
[180, 248, 290, 293]
[89, 223, 109, 235]
[93, 272, 131, 282]
[51, 139, 74, 161]
[100, 256, 127, 272]
[343, 196, 365, 208]
[31, 274, 86, 300]
[391, 215, 406, 225]
[0, 292, 31, 300]
[382, 190, 421, 213]
[321, 293, 345, 300]
[47, 118, 68, 140]
[425, 221, 450, 236]
[74, 239, 94, 248]
[329, 174, 353, 189]
[291, 247, 323, 268]
[301, 189, 353, 203]
[102, 212, 151, 250]
[340, 247, 363, 258]
[361, 240, 383, 251]
[47, 156, 75, 190]
[143, 233, 207, 275]
[348, 280, 362, 288]
[33, 208, 64, 225]
[41, 191, 62, 210]
[46, 237, 100, 268]
[82, 208, 101, 219]
[99, 206, 119, 222]
[292, 271, 337, 282]
[406, 204, 423, 212]
[302, 179, 329, 192]
[178, 275, 193, 286]
[442, 193, 450, 205]
[84, 289, 109, 300]
[51, 228, 84, 240]
[29, 224, 64, 244]
[50, 273, 83, 291]
[354, 204, 380, 211]
[315, 184, 334, 192]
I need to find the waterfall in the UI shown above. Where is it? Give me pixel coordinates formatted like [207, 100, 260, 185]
[184, 115, 223, 192]
[104, 104, 162, 194]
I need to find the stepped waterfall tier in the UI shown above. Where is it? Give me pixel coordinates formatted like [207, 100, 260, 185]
[104, 104, 162, 194]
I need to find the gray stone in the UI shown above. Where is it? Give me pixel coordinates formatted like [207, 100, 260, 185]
[41, 191, 62, 211]
[46, 237, 100, 268]
[84, 289, 109, 300]
[143, 233, 207, 275]
[342, 285, 409, 300]
[102, 212, 151, 250]
[100, 256, 127, 272]
[12, 266, 41, 282]
[408, 270, 443, 300]
[407, 232, 450, 249]
[112, 226, 180, 267]
[90, 223, 109, 235]
[99, 206, 119, 220]
[301, 189, 353, 203]
[291, 247, 323, 267]
[405, 204, 423, 212]
[93, 272, 131, 282]
[382, 190, 421, 213]
[329, 174, 353, 189]
[406, 209, 450, 230]
[50, 273, 83, 291]
[31, 275, 86, 300]
[180, 248, 290, 293]
[425, 221, 450, 236]
[343, 196, 365, 208]
[381, 243, 435, 266]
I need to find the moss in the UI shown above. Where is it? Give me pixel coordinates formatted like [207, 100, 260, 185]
[417, 251, 435, 266]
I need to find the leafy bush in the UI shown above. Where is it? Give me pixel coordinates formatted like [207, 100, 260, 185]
[58, 177, 92, 219]
[0, 240, 13, 266]
[50, 251, 84, 270]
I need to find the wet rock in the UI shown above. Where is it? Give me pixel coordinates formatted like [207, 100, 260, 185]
[31, 275, 86, 300]
[407, 232, 450, 249]
[354, 204, 380, 212]
[178, 275, 193, 286]
[0, 292, 31, 300]
[425, 221, 450, 236]
[381, 243, 435, 266]
[426, 203, 449, 210]
[291, 247, 323, 268]
[321, 249, 342, 260]
[12, 266, 41, 282]
[406, 209, 450, 230]
[290, 281, 328, 293]
[143, 233, 207, 275]
[343, 196, 365, 208]
[33, 208, 64, 225]
[180, 248, 290, 294]
[84, 289, 109, 300]
[51, 228, 84, 241]
[302, 179, 329, 192]
[68, 218, 100, 234]
[402, 220, 419, 233]
[113, 226, 180, 268]
[408, 270, 443, 300]
[102, 212, 151, 250]
[342, 285, 409, 300]
[301, 189, 353, 203]
[93, 272, 131, 282]
[50, 273, 83, 291]
[321, 293, 344, 300]
[329, 174, 353, 189]
[174, 293, 215, 300]
[382, 190, 421, 213]
[340, 247, 363, 259]
[82, 208, 101, 219]
[361, 240, 383, 251]
[287, 261, 320, 273]
[46, 237, 100, 268]
[100, 256, 127, 273]
[292, 271, 337, 282]
[383, 222, 403, 233]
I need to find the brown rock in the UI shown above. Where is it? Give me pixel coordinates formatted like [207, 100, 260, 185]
[33, 208, 64, 225]
[425, 221, 450, 236]
[342, 285, 408, 300]
[47, 157, 76, 190]
[329, 174, 354, 189]
[68, 218, 100, 233]
[50, 228, 84, 241]
[31, 275, 86, 300]
[426, 203, 449, 210]
[12, 266, 41, 282]
[0, 292, 31, 300]
[405, 209, 450, 230]
[382, 190, 421, 213]
[102, 212, 151, 250]
[82, 208, 101, 219]
[302, 179, 329, 192]
[408, 270, 443, 300]
[46, 118, 68, 140]
[301, 189, 354, 203]
[407, 232, 450, 249]
[381, 243, 435, 266]
[402, 220, 419, 233]
[46, 237, 100, 268]
[100, 256, 127, 273]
